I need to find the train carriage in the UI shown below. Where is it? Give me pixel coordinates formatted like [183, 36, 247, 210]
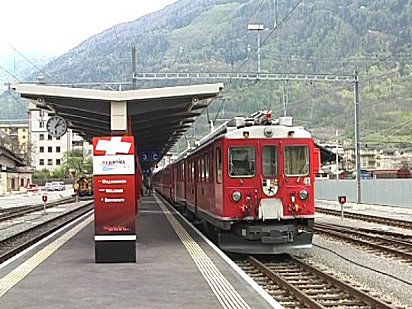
[154, 111, 317, 254]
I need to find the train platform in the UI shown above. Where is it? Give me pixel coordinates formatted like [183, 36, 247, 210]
[0, 194, 280, 309]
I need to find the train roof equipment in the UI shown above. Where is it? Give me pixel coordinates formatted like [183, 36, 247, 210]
[196, 110, 310, 148]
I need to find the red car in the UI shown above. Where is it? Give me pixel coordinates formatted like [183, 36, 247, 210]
[27, 183, 39, 192]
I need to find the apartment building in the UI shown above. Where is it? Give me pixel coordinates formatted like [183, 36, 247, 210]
[0, 120, 29, 158]
[28, 102, 92, 171]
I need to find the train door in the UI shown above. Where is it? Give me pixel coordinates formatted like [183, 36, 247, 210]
[223, 141, 258, 219]
[280, 139, 315, 218]
[186, 158, 196, 212]
[214, 145, 224, 215]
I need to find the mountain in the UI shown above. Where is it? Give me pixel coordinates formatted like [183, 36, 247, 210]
[0, 51, 54, 121]
[0, 87, 29, 120]
[13, 0, 412, 147]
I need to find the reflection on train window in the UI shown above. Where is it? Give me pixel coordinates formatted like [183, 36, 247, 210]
[216, 147, 222, 183]
[262, 146, 278, 176]
[284, 146, 309, 176]
[229, 146, 255, 177]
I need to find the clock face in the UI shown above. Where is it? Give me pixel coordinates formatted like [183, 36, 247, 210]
[46, 116, 67, 137]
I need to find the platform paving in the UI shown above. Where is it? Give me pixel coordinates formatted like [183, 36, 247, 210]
[0, 195, 277, 309]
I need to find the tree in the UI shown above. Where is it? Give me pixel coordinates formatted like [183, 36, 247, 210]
[33, 168, 50, 182]
[51, 166, 66, 179]
[63, 149, 92, 177]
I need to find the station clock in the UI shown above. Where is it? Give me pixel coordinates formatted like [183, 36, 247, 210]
[46, 115, 68, 138]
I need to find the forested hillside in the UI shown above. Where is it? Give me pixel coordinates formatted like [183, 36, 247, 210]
[0, 88, 28, 120]
[6, 0, 412, 148]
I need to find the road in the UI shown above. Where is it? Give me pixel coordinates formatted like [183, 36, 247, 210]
[0, 188, 75, 209]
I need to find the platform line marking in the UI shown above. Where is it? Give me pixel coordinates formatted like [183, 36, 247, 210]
[0, 215, 93, 298]
[155, 195, 251, 309]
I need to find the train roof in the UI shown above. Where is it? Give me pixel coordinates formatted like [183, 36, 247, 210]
[196, 111, 311, 146]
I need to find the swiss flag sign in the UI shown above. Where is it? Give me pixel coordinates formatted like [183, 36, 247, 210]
[338, 196, 347, 205]
[93, 136, 135, 156]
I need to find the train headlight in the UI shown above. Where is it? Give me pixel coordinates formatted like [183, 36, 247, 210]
[299, 189, 309, 200]
[264, 127, 273, 137]
[232, 191, 242, 202]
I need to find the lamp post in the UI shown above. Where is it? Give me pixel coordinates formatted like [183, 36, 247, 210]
[248, 24, 264, 76]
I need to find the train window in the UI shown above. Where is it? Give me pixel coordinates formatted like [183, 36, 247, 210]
[216, 148, 222, 183]
[205, 153, 210, 182]
[262, 146, 278, 176]
[229, 146, 256, 177]
[284, 146, 309, 176]
[190, 160, 195, 182]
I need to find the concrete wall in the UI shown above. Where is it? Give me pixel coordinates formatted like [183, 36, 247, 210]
[315, 179, 412, 208]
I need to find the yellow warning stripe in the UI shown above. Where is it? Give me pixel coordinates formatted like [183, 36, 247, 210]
[0, 214, 93, 298]
[154, 195, 251, 309]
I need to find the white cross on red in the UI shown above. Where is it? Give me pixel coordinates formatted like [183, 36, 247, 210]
[95, 136, 132, 155]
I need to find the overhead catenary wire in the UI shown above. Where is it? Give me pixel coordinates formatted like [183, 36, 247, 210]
[9, 45, 56, 82]
[235, 0, 304, 73]
[0, 64, 21, 83]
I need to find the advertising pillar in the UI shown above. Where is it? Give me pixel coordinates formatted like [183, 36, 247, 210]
[93, 136, 137, 263]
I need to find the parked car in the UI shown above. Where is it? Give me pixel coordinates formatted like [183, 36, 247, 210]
[52, 181, 65, 191]
[45, 182, 55, 191]
[27, 183, 39, 192]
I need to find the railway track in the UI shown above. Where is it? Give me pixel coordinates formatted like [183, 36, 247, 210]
[0, 203, 94, 264]
[316, 207, 412, 230]
[0, 196, 93, 222]
[234, 254, 396, 309]
[314, 222, 412, 263]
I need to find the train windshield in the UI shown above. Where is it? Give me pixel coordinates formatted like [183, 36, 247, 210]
[262, 146, 278, 176]
[229, 146, 256, 177]
[284, 145, 309, 176]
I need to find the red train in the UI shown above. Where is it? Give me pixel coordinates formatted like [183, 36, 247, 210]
[153, 111, 318, 254]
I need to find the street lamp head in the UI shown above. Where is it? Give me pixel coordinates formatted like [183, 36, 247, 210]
[248, 24, 264, 31]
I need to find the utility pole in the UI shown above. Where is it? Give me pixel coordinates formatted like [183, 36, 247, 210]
[336, 129, 339, 180]
[132, 46, 137, 90]
[283, 80, 289, 116]
[274, 0, 278, 28]
[354, 70, 361, 204]
[248, 24, 264, 76]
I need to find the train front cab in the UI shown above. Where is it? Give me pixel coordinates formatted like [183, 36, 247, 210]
[217, 136, 315, 254]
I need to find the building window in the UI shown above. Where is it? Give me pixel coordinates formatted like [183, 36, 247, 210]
[40, 134, 44, 141]
[40, 146, 44, 153]
[56, 159, 61, 165]
[56, 146, 61, 153]
[48, 135, 52, 141]
[39, 121, 45, 128]
[39, 159, 44, 166]
[47, 159, 53, 165]
[22, 135, 26, 139]
[40, 110, 45, 117]
[56, 137, 60, 140]
[48, 146, 53, 153]
[23, 128, 26, 132]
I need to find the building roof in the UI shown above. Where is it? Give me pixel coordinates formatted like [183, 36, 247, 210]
[14, 83, 224, 170]
[0, 144, 25, 167]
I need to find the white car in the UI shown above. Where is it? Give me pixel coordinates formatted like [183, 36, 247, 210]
[52, 181, 65, 191]
[45, 182, 55, 191]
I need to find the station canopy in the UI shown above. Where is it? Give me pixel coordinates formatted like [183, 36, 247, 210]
[15, 83, 224, 169]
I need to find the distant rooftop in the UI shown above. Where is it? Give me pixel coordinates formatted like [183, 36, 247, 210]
[0, 119, 29, 125]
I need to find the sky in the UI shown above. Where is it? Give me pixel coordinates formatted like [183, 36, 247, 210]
[0, 0, 178, 59]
